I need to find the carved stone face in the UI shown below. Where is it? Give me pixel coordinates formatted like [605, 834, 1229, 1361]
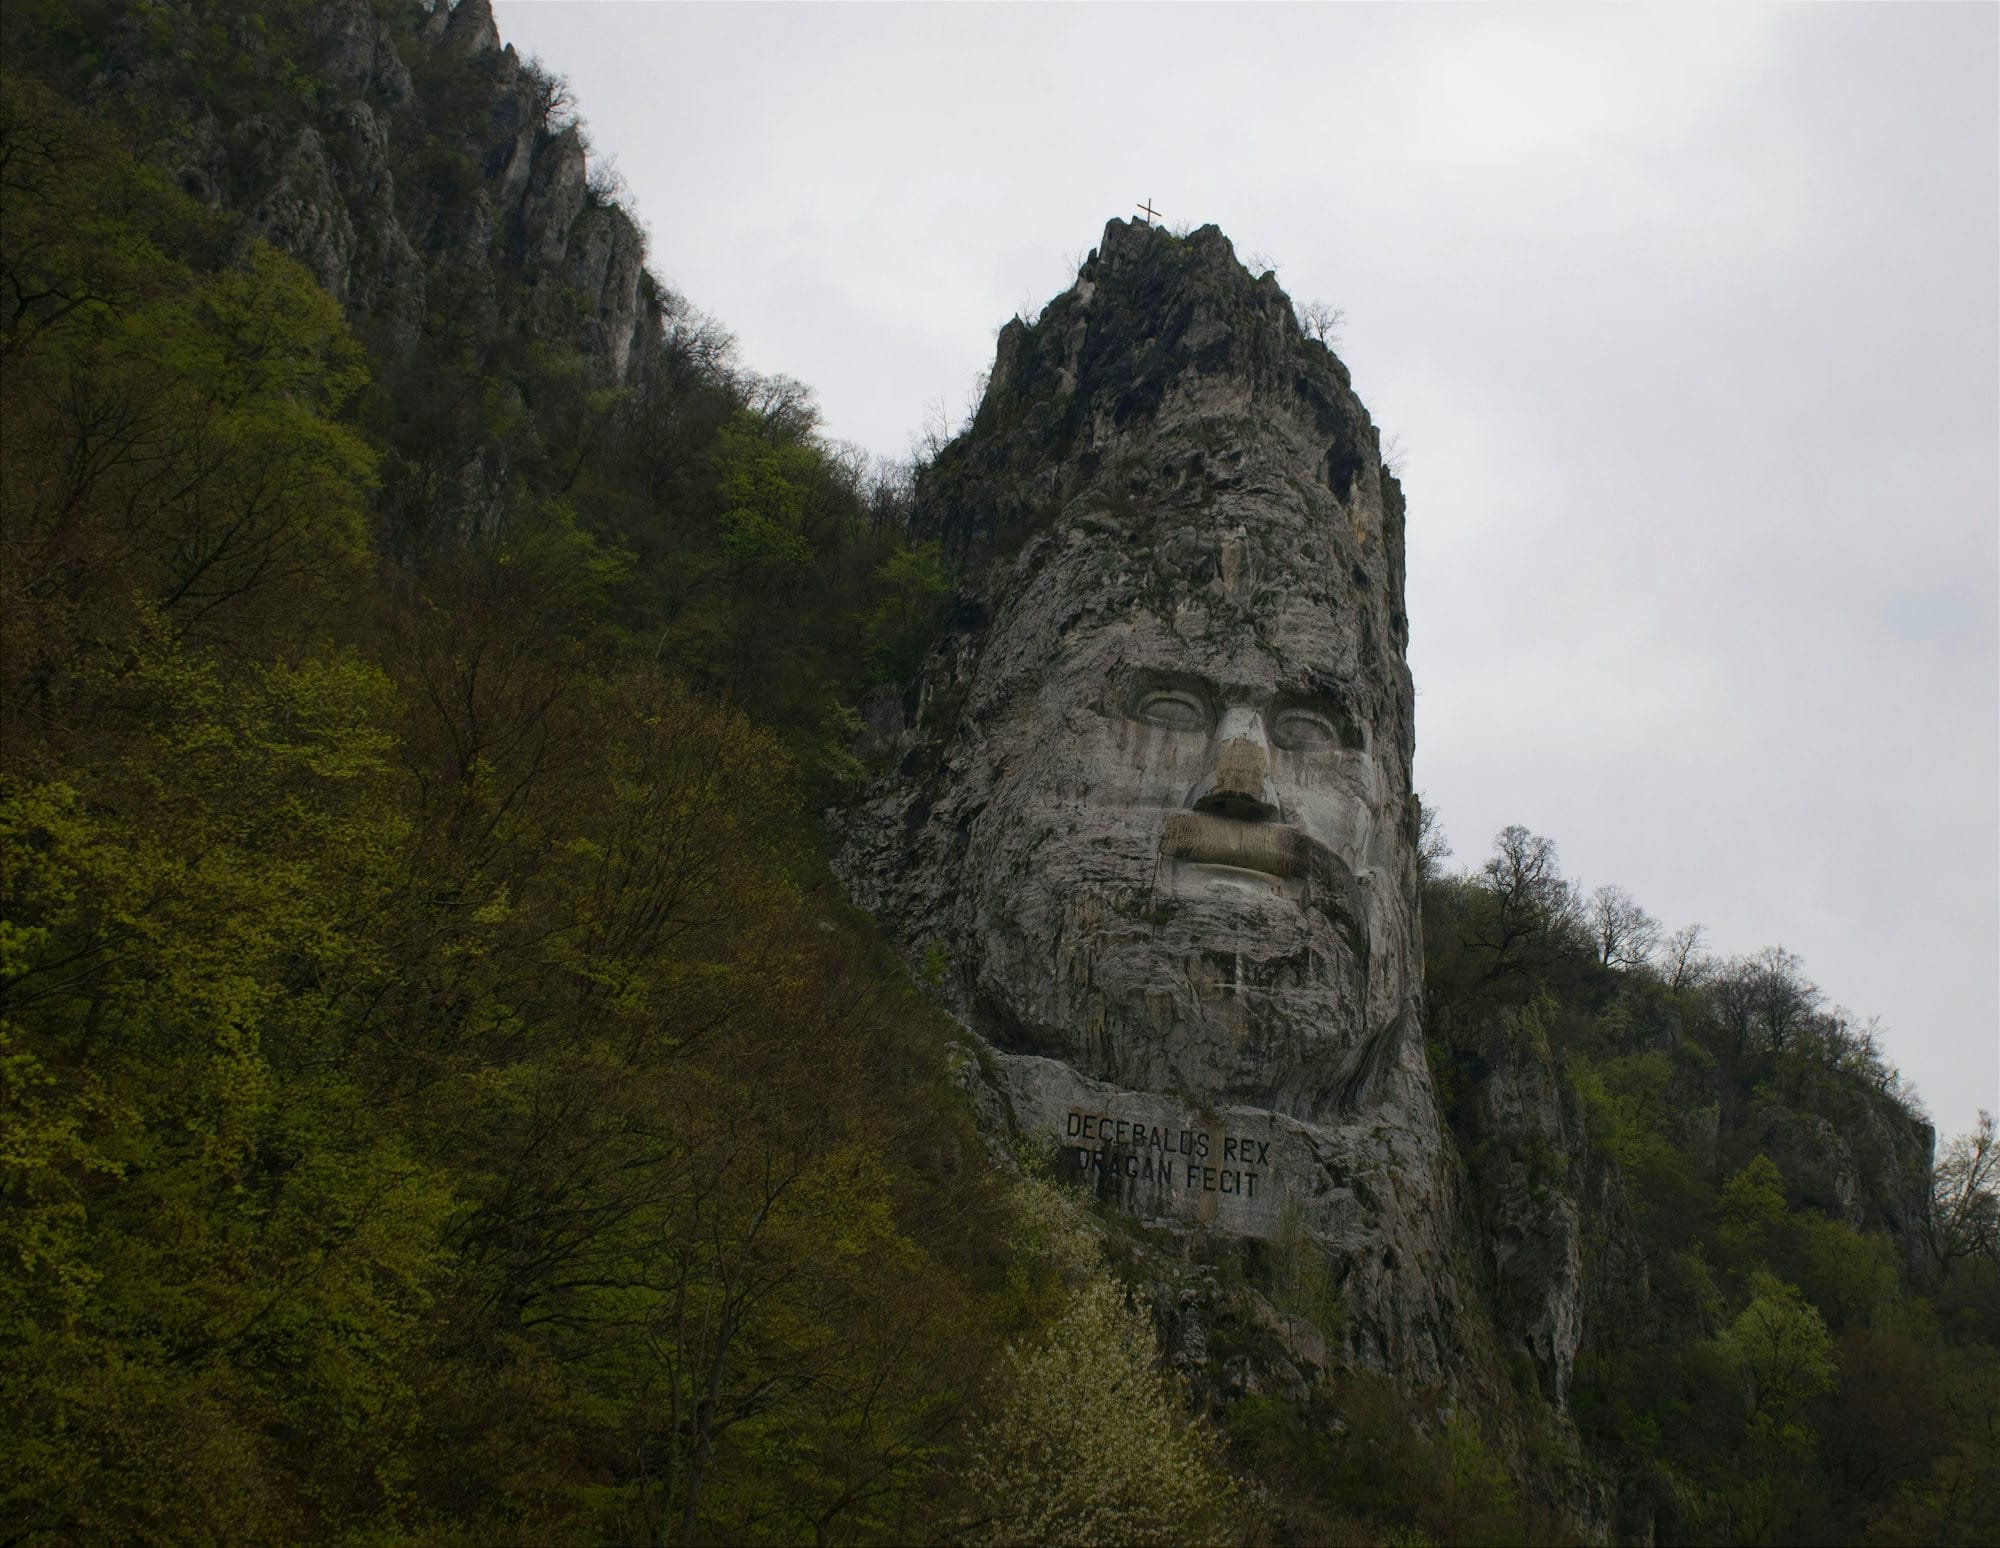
[955, 500, 1419, 1124]
[843, 220, 1458, 1372]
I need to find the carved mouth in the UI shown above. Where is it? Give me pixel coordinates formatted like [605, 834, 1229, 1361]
[1159, 812, 1314, 880]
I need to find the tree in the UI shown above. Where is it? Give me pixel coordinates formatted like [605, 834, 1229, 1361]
[1415, 791, 1452, 891]
[0, 644, 452, 1541]
[1468, 825, 1582, 983]
[1746, 948, 1821, 1052]
[863, 541, 950, 680]
[1720, 1154, 1790, 1258]
[746, 372, 818, 443]
[1718, 1272, 1837, 1421]
[1863, 1346, 2000, 1547]
[1298, 300, 1345, 347]
[1589, 884, 1660, 971]
[961, 1179, 1236, 1546]
[1928, 1111, 2000, 1274]
[1662, 921, 1710, 992]
[911, 395, 953, 465]
[1711, 947, 1822, 1058]
[1, 83, 374, 725]
[521, 58, 578, 133]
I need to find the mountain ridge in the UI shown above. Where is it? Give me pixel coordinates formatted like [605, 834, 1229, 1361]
[2, 3, 1991, 1543]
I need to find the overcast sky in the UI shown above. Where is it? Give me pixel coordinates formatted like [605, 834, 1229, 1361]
[492, 1, 1998, 1139]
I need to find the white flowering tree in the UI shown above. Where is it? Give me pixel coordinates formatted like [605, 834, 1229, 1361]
[962, 1178, 1238, 1546]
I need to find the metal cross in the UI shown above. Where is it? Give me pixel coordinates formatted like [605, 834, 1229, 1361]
[1137, 199, 1160, 224]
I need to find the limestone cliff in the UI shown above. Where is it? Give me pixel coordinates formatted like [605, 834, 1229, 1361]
[840, 218, 1471, 1394]
[835, 222, 1948, 1538]
[85, 0, 666, 439]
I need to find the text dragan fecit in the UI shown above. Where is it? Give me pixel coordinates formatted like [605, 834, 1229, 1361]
[1064, 1108, 1269, 1197]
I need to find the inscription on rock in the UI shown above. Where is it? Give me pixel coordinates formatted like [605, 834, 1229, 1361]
[1065, 1108, 1269, 1196]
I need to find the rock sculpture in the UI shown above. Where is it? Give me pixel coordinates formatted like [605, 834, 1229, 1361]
[842, 218, 1465, 1380]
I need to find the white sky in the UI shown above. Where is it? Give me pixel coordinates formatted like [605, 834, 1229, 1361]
[491, 1, 1999, 1140]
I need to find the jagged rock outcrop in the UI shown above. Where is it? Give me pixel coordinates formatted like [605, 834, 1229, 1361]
[1752, 1090, 1933, 1261]
[840, 218, 1468, 1388]
[90, 0, 656, 389]
[523, 125, 587, 266]
[242, 121, 354, 301]
[311, 0, 416, 103]
[439, 0, 500, 58]
[1468, 1018, 1591, 1406]
[71, 0, 673, 548]
[322, 101, 425, 338]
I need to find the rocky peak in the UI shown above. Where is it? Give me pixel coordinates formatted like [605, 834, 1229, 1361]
[310, 0, 415, 104]
[95, 0, 663, 415]
[58, 0, 677, 551]
[919, 218, 1401, 659]
[440, 0, 501, 57]
[844, 215, 1456, 1392]
[1010, 218, 1341, 425]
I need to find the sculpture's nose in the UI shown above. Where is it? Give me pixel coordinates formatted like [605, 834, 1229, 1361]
[1192, 707, 1279, 821]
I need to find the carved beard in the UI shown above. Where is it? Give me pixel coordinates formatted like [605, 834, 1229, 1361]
[963, 796, 1395, 1124]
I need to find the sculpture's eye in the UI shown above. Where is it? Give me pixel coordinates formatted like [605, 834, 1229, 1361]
[1272, 710, 1340, 750]
[1136, 691, 1207, 732]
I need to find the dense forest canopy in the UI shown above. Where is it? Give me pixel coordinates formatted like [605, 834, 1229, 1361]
[1, 3, 1994, 1543]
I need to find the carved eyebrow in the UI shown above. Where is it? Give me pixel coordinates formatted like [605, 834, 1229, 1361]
[1299, 670, 1352, 706]
[1121, 665, 1219, 706]
[1281, 676, 1367, 749]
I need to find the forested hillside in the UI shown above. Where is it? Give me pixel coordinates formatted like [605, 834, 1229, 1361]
[0, 2, 1021, 1539]
[2, 3, 1994, 1544]
[1404, 824, 1999, 1543]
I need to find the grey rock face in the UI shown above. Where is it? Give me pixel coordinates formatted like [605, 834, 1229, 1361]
[441, 0, 502, 57]
[324, 102, 425, 342]
[1845, 1100, 1936, 1267]
[86, 0, 695, 546]
[109, 0, 668, 395]
[1472, 1023, 1587, 1405]
[1752, 1093, 1932, 1255]
[311, 0, 413, 105]
[841, 219, 1464, 1382]
[242, 123, 355, 302]
[1755, 1100, 1863, 1225]
[483, 47, 542, 213]
[560, 205, 650, 381]
[523, 126, 588, 266]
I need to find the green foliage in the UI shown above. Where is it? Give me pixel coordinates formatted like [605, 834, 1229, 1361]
[811, 698, 869, 791]
[1862, 1343, 2000, 1545]
[499, 496, 634, 622]
[0, 45, 1019, 1545]
[1264, 1200, 1343, 1340]
[962, 1178, 1238, 1546]
[2, 77, 375, 722]
[715, 412, 822, 576]
[1719, 1155, 1789, 1256]
[1795, 1214, 1899, 1331]
[1717, 1272, 1838, 1421]
[1423, 811, 1993, 1542]
[864, 540, 951, 679]
[1223, 1375, 1542, 1546]
[1, 643, 450, 1539]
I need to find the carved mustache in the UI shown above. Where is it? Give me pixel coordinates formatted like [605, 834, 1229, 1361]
[1159, 812, 1315, 880]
